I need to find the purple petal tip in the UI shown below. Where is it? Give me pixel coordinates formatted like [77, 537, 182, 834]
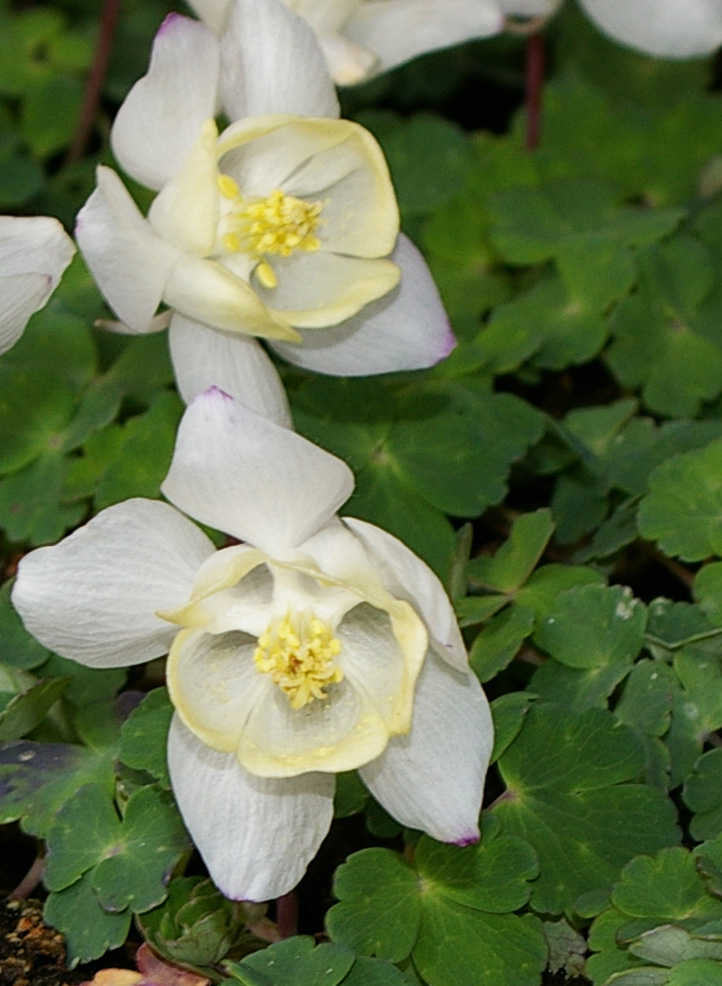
[454, 832, 480, 848]
[158, 12, 184, 35]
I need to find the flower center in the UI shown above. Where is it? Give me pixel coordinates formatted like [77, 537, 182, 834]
[253, 613, 343, 710]
[218, 175, 324, 289]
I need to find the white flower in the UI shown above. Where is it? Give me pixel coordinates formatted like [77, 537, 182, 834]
[0, 216, 75, 357]
[75, 3, 453, 421]
[12, 388, 493, 903]
[189, 0, 557, 84]
[574, 0, 722, 59]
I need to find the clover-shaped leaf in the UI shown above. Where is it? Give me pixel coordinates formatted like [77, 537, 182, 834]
[493, 703, 679, 914]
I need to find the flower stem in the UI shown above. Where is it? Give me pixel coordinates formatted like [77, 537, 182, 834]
[275, 890, 298, 939]
[524, 30, 545, 151]
[66, 0, 122, 165]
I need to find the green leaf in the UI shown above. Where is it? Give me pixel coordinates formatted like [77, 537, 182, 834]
[225, 937, 355, 986]
[494, 703, 680, 914]
[43, 869, 131, 968]
[0, 740, 115, 837]
[0, 365, 74, 473]
[328, 848, 420, 962]
[467, 509, 554, 593]
[490, 693, 536, 764]
[469, 606, 535, 682]
[119, 688, 173, 789]
[684, 749, 722, 841]
[0, 675, 69, 741]
[638, 438, 722, 561]
[534, 584, 646, 669]
[45, 782, 188, 912]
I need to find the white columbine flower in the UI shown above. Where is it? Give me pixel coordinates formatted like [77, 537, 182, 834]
[12, 389, 493, 902]
[0, 216, 75, 357]
[573, 0, 722, 59]
[75, 2, 453, 422]
[189, 0, 504, 84]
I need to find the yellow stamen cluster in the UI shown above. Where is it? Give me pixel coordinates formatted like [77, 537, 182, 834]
[253, 613, 343, 710]
[218, 175, 324, 289]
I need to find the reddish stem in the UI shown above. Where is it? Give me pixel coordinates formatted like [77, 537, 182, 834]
[66, 0, 123, 165]
[275, 890, 298, 939]
[10, 854, 45, 899]
[524, 31, 545, 152]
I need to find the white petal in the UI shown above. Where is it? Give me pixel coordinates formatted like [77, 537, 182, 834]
[186, 0, 233, 33]
[0, 215, 75, 282]
[219, 0, 339, 121]
[579, 0, 722, 57]
[75, 167, 180, 333]
[259, 252, 400, 329]
[319, 31, 377, 85]
[147, 119, 219, 255]
[499, 0, 561, 15]
[161, 388, 354, 555]
[168, 716, 335, 901]
[111, 14, 221, 189]
[169, 313, 292, 426]
[345, 0, 504, 76]
[360, 651, 493, 843]
[270, 234, 454, 374]
[11, 500, 215, 668]
[0, 273, 53, 355]
[343, 517, 468, 671]
[163, 252, 299, 341]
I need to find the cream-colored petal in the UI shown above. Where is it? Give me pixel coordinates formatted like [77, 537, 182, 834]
[163, 252, 299, 341]
[343, 516, 469, 671]
[270, 234, 454, 374]
[111, 14, 221, 190]
[259, 252, 400, 329]
[217, 114, 352, 197]
[220, 0, 339, 120]
[186, 0, 233, 33]
[237, 672, 390, 777]
[360, 651, 493, 843]
[169, 313, 292, 426]
[168, 627, 269, 751]
[0, 215, 75, 282]
[148, 119, 219, 255]
[162, 389, 354, 555]
[12, 500, 215, 668]
[168, 716, 335, 901]
[282, 124, 398, 257]
[318, 31, 377, 85]
[75, 167, 180, 333]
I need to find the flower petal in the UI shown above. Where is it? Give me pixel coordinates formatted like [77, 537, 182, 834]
[219, 0, 339, 121]
[161, 388, 354, 555]
[360, 651, 493, 843]
[75, 167, 180, 334]
[148, 119, 219, 255]
[111, 14, 221, 189]
[259, 252, 400, 329]
[0, 274, 53, 355]
[186, 0, 233, 33]
[168, 716, 335, 901]
[270, 234, 454, 374]
[345, 0, 504, 76]
[11, 500, 215, 668]
[163, 252, 299, 341]
[342, 517, 468, 671]
[579, 0, 722, 58]
[238, 670, 391, 777]
[0, 215, 75, 281]
[169, 313, 292, 426]
[319, 31, 377, 85]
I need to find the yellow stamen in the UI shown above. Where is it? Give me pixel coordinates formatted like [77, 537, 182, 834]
[253, 613, 343, 710]
[217, 178, 324, 288]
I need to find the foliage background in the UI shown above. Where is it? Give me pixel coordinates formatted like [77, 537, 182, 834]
[4, 1, 722, 984]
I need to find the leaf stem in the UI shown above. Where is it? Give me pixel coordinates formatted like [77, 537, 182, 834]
[66, 0, 123, 165]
